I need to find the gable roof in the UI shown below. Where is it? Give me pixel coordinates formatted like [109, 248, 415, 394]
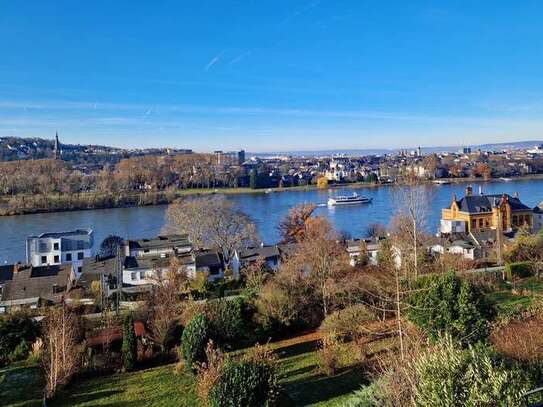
[456, 194, 531, 214]
[128, 234, 191, 251]
[0, 264, 70, 303]
[238, 245, 280, 262]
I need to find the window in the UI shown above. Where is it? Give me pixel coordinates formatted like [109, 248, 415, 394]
[77, 252, 84, 260]
[53, 242, 59, 250]
[471, 220, 477, 229]
[478, 219, 484, 228]
[66, 253, 72, 262]
[53, 255, 60, 263]
[41, 256, 47, 264]
[131, 272, 137, 280]
[139, 271, 145, 280]
[77, 266, 82, 274]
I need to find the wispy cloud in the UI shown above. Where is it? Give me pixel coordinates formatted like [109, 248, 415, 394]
[204, 50, 225, 71]
[281, 1, 321, 25]
[229, 50, 252, 65]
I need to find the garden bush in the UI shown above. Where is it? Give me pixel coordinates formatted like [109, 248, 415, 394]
[205, 298, 247, 346]
[505, 261, 533, 280]
[414, 336, 531, 406]
[122, 315, 137, 371]
[208, 347, 278, 407]
[181, 313, 211, 372]
[408, 272, 495, 345]
[0, 312, 40, 366]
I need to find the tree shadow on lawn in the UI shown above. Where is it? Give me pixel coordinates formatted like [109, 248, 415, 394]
[273, 339, 320, 359]
[283, 365, 368, 406]
[51, 389, 124, 406]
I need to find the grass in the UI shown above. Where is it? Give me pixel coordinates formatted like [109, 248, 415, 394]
[2, 332, 370, 407]
[487, 290, 534, 317]
[0, 362, 44, 407]
[270, 332, 370, 406]
[51, 365, 197, 407]
[517, 276, 543, 292]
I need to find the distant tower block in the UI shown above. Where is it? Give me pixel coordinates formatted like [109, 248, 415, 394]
[53, 131, 61, 159]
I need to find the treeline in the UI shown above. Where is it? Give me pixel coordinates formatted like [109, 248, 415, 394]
[0, 155, 249, 214]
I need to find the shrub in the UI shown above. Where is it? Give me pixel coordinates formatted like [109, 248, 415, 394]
[182, 313, 211, 372]
[205, 298, 247, 346]
[343, 382, 384, 407]
[317, 335, 343, 376]
[196, 340, 225, 405]
[208, 345, 278, 407]
[408, 272, 495, 345]
[413, 336, 531, 406]
[0, 312, 40, 366]
[319, 304, 376, 342]
[505, 262, 533, 280]
[122, 315, 137, 371]
[8, 341, 30, 363]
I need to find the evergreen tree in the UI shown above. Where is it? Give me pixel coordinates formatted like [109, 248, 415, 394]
[122, 314, 137, 371]
[249, 168, 258, 189]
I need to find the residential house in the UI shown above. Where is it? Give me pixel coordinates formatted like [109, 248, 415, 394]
[232, 244, 282, 277]
[26, 229, 94, 277]
[346, 237, 383, 266]
[533, 203, 543, 233]
[126, 234, 192, 258]
[0, 263, 70, 313]
[441, 187, 533, 234]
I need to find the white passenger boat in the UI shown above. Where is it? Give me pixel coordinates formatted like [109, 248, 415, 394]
[327, 193, 372, 206]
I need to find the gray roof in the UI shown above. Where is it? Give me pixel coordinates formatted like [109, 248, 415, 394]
[0, 264, 70, 303]
[238, 245, 280, 262]
[346, 237, 384, 251]
[128, 234, 191, 251]
[456, 194, 531, 214]
[195, 251, 223, 269]
[28, 228, 93, 239]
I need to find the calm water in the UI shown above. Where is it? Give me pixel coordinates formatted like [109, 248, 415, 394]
[2, 179, 543, 264]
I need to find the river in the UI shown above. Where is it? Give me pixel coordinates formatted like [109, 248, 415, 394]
[1, 179, 543, 264]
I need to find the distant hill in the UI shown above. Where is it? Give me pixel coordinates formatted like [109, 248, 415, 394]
[254, 140, 543, 157]
[0, 136, 193, 166]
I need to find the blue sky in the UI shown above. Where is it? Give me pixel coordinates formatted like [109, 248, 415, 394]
[2, 1, 543, 152]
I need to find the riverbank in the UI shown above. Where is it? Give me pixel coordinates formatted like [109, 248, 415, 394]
[2, 174, 543, 216]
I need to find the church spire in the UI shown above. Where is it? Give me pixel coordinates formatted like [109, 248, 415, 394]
[54, 131, 60, 159]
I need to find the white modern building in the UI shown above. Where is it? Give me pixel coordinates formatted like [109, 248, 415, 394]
[26, 229, 94, 274]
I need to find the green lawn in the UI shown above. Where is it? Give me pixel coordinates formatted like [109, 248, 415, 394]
[271, 332, 368, 406]
[0, 363, 44, 407]
[2, 332, 369, 407]
[517, 276, 543, 292]
[487, 290, 534, 317]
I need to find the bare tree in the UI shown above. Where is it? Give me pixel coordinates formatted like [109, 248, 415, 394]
[164, 196, 259, 267]
[278, 203, 316, 243]
[390, 172, 433, 279]
[287, 216, 350, 317]
[148, 257, 188, 351]
[42, 305, 81, 399]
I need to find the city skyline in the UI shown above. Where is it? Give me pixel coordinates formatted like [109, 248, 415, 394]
[3, 1, 543, 151]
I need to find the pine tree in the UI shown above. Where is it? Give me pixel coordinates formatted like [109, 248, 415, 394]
[249, 168, 258, 189]
[122, 314, 137, 371]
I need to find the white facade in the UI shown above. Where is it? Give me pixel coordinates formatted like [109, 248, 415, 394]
[440, 219, 467, 234]
[533, 207, 543, 233]
[26, 229, 94, 275]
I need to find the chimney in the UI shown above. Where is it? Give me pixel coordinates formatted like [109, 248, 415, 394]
[453, 193, 457, 202]
[13, 262, 21, 273]
[514, 191, 519, 199]
[466, 186, 473, 196]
